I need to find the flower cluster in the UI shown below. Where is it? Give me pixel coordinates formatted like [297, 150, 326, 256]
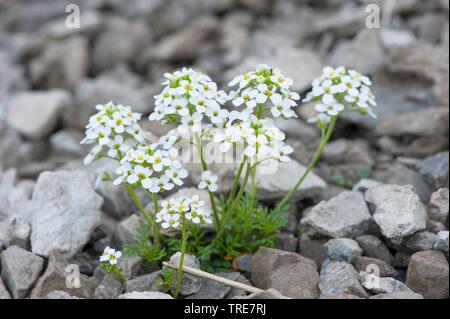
[156, 195, 213, 229]
[113, 136, 188, 194]
[228, 64, 300, 119]
[149, 68, 228, 130]
[304, 66, 377, 125]
[100, 246, 122, 265]
[214, 114, 293, 163]
[81, 102, 145, 165]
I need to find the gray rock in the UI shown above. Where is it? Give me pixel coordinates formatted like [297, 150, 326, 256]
[354, 255, 397, 276]
[406, 251, 449, 299]
[234, 288, 289, 299]
[93, 18, 151, 71]
[7, 90, 73, 139]
[434, 231, 449, 254]
[46, 290, 79, 299]
[50, 129, 85, 157]
[30, 170, 102, 258]
[403, 231, 437, 252]
[235, 255, 253, 273]
[352, 179, 382, 194]
[118, 256, 143, 281]
[329, 29, 384, 75]
[319, 259, 369, 299]
[94, 274, 124, 299]
[0, 277, 11, 299]
[418, 152, 449, 190]
[324, 238, 363, 263]
[302, 191, 376, 238]
[322, 139, 374, 166]
[118, 291, 173, 299]
[112, 215, 142, 246]
[365, 185, 427, 239]
[426, 219, 447, 234]
[0, 219, 30, 250]
[0, 246, 43, 299]
[298, 229, 329, 267]
[30, 250, 95, 299]
[169, 252, 202, 296]
[250, 160, 327, 202]
[149, 16, 216, 62]
[275, 232, 298, 253]
[360, 272, 411, 294]
[369, 291, 424, 299]
[394, 252, 412, 269]
[376, 107, 449, 138]
[188, 272, 240, 299]
[321, 293, 363, 299]
[30, 36, 88, 89]
[379, 29, 416, 49]
[428, 188, 449, 223]
[251, 248, 320, 299]
[126, 272, 162, 293]
[355, 235, 394, 265]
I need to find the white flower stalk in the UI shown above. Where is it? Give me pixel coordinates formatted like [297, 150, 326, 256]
[81, 102, 144, 165]
[304, 66, 377, 127]
[228, 64, 300, 119]
[156, 195, 213, 229]
[100, 246, 122, 265]
[149, 68, 228, 130]
[198, 171, 218, 192]
[113, 133, 188, 194]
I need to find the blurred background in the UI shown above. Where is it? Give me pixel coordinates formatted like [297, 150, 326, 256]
[0, 0, 448, 199]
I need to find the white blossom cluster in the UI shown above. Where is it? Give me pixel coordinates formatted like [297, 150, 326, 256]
[100, 246, 122, 265]
[214, 114, 293, 163]
[112, 136, 188, 194]
[81, 102, 145, 165]
[156, 195, 213, 229]
[228, 64, 300, 119]
[149, 68, 228, 131]
[304, 66, 377, 125]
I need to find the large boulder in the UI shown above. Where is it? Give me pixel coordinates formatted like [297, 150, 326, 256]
[30, 170, 102, 258]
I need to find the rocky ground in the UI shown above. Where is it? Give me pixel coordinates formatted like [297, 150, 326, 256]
[0, 0, 449, 299]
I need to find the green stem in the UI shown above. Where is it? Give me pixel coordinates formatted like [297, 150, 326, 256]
[276, 116, 337, 210]
[214, 161, 252, 242]
[226, 159, 246, 212]
[174, 214, 187, 298]
[127, 185, 161, 245]
[195, 132, 220, 228]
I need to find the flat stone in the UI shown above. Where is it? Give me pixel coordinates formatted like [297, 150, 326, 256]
[428, 188, 449, 223]
[0, 277, 11, 299]
[118, 291, 173, 299]
[30, 250, 95, 299]
[1, 246, 43, 299]
[406, 251, 449, 299]
[418, 152, 449, 189]
[188, 272, 240, 299]
[251, 160, 327, 202]
[369, 291, 424, 299]
[353, 179, 382, 194]
[0, 219, 30, 250]
[324, 238, 363, 263]
[403, 231, 437, 252]
[125, 272, 162, 293]
[434, 231, 449, 254]
[170, 252, 202, 296]
[365, 185, 427, 239]
[94, 274, 124, 299]
[360, 272, 412, 294]
[251, 248, 319, 299]
[319, 259, 370, 299]
[302, 191, 376, 238]
[30, 170, 103, 258]
[7, 90, 72, 139]
[353, 256, 398, 278]
[355, 235, 394, 264]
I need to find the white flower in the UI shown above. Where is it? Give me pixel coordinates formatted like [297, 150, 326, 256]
[83, 145, 102, 165]
[100, 246, 122, 265]
[166, 168, 188, 186]
[161, 213, 180, 229]
[107, 135, 130, 158]
[271, 100, 296, 118]
[244, 134, 268, 158]
[315, 98, 345, 117]
[179, 113, 203, 133]
[206, 108, 229, 125]
[198, 171, 218, 192]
